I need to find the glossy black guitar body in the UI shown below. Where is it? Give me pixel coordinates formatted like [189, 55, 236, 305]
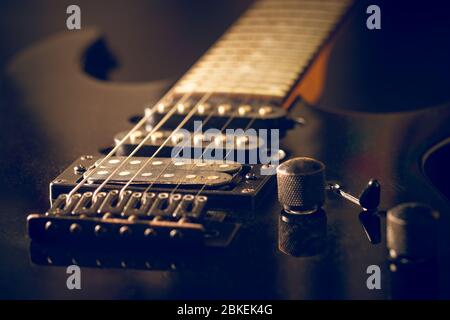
[1, 1, 450, 299]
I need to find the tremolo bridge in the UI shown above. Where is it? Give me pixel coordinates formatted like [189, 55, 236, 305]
[27, 156, 275, 248]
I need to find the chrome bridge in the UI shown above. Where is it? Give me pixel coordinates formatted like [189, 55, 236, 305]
[27, 190, 239, 247]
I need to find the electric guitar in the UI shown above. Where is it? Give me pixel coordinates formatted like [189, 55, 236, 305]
[2, 0, 450, 299]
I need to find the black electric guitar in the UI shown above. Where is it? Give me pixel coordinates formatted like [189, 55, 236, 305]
[2, 0, 450, 299]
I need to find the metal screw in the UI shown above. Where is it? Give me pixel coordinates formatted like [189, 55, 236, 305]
[241, 188, 255, 194]
[245, 173, 258, 180]
[293, 117, 306, 125]
[74, 165, 87, 175]
[170, 229, 183, 239]
[81, 155, 94, 161]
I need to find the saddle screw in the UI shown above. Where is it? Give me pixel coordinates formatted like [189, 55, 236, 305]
[170, 229, 183, 239]
[69, 223, 82, 235]
[94, 224, 107, 237]
[74, 165, 87, 175]
[119, 226, 132, 237]
[144, 228, 157, 237]
[45, 221, 55, 232]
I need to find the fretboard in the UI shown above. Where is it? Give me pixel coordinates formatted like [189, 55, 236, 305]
[173, 0, 352, 101]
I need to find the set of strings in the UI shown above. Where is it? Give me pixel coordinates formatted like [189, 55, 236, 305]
[65, 1, 278, 208]
[115, 73, 263, 202]
[65, 69, 256, 206]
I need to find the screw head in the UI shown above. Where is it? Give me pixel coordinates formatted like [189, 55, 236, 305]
[119, 226, 132, 237]
[69, 223, 82, 235]
[170, 229, 183, 239]
[144, 228, 157, 238]
[241, 188, 255, 194]
[74, 165, 87, 175]
[94, 224, 107, 237]
[245, 173, 257, 180]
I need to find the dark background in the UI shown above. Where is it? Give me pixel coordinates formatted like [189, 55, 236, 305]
[0, 0, 450, 300]
[1, 0, 450, 111]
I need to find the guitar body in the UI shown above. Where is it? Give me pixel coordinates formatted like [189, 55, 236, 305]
[1, 0, 450, 300]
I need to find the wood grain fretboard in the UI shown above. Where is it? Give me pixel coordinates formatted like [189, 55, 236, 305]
[173, 0, 352, 101]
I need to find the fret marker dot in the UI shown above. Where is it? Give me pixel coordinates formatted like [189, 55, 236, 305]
[97, 170, 109, 175]
[142, 172, 152, 177]
[130, 160, 141, 165]
[207, 175, 219, 180]
[163, 173, 175, 178]
[109, 159, 120, 164]
[186, 174, 196, 179]
[152, 161, 163, 165]
[119, 171, 131, 176]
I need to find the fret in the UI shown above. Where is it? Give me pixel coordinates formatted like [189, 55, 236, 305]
[173, 0, 352, 100]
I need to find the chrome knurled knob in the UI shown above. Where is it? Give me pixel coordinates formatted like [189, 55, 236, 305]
[387, 202, 440, 260]
[276, 157, 326, 212]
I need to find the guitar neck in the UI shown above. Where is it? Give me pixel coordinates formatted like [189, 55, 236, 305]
[173, 0, 352, 102]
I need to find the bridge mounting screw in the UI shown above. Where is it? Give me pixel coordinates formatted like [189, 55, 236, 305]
[74, 164, 87, 175]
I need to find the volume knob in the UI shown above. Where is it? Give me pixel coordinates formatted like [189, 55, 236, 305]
[276, 157, 326, 212]
[387, 202, 440, 260]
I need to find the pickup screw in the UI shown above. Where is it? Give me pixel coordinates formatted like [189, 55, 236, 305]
[245, 173, 257, 180]
[74, 165, 87, 175]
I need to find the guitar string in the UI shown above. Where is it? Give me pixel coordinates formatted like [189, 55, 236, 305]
[193, 115, 258, 200]
[167, 98, 253, 197]
[122, 94, 223, 195]
[91, 90, 208, 200]
[66, 89, 186, 202]
[139, 65, 263, 198]
[171, 100, 260, 201]
[119, 64, 246, 195]
[116, 92, 214, 195]
[76, 5, 260, 201]
[65, 0, 347, 203]
[63, 0, 255, 203]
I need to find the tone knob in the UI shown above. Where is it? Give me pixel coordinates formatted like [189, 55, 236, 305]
[387, 202, 440, 260]
[276, 157, 326, 212]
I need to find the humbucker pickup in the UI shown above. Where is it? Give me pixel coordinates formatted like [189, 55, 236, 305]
[145, 98, 292, 131]
[113, 129, 265, 159]
[87, 157, 241, 187]
[49, 156, 275, 210]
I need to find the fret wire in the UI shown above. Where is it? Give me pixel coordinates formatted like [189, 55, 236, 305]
[173, 0, 352, 99]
